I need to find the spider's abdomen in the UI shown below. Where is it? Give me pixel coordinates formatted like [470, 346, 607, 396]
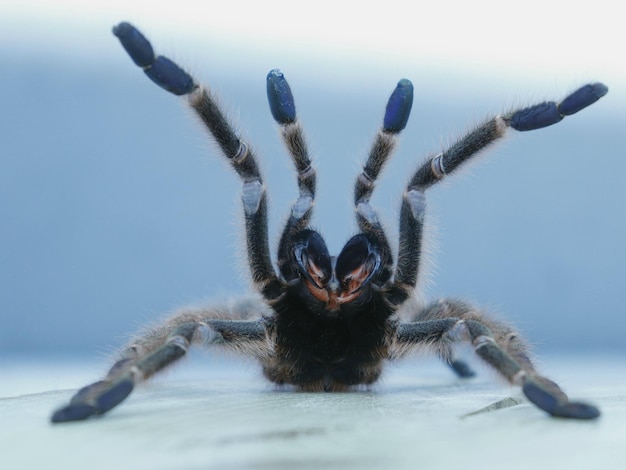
[263, 295, 393, 391]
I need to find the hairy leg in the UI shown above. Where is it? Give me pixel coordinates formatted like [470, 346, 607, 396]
[266, 70, 319, 279]
[51, 303, 269, 423]
[353, 79, 414, 285]
[391, 83, 608, 302]
[112, 22, 282, 300]
[393, 299, 599, 419]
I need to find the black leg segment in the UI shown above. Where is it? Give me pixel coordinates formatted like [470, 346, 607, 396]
[353, 79, 415, 287]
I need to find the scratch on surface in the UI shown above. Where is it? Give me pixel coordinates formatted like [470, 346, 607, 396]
[460, 397, 524, 419]
[218, 427, 326, 445]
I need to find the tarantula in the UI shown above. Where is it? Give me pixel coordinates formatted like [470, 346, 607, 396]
[51, 22, 608, 423]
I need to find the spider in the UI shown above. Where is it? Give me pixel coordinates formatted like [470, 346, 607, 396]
[51, 22, 608, 423]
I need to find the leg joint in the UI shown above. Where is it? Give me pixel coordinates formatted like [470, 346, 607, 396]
[232, 142, 249, 164]
[165, 334, 191, 352]
[291, 194, 313, 219]
[430, 153, 446, 179]
[404, 187, 426, 220]
[356, 201, 379, 225]
[473, 334, 497, 350]
[194, 322, 223, 345]
[242, 180, 265, 215]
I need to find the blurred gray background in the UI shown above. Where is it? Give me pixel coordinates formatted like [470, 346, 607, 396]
[1, 1, 624, 359]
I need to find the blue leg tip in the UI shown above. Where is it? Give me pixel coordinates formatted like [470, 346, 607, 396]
[51, 403, 98, 423]
[95, 379, 134, 414]
[112, 22, 155, 68]
[523, 380, 559, 414]
[558, 82, 608, 116]
[449, 359, 476, 378]
[383, 79, 413, 133]
[554, 402, 601, 420]
[523, 380, 600, 419]
[266, 69, 296, 124]
[509, 101, 562, 131]
[144, 56, 195, 96]
[70, 380, 108, 405]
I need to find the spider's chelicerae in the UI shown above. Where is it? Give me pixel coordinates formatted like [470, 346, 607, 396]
[51, 22, 608, 423]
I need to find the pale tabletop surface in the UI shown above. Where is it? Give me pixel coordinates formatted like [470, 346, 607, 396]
[1, 353, 625, 470]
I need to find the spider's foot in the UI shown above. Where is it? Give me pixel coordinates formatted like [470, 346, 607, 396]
[551, 401, 601, 420]
[522, 379, 600, 420]
[267, 69, 296, 124]
[50, 378, 135, 423]
[95, 378, 134, 414]
[383, 79, 413, 133]
[449, 359, 476, 378]
[508, 82, 608, 131]
[112, 22, 154, 67]
[51, 403, 98, 423]
[559, 82, 608, 116]
[113, 22, 195, 96]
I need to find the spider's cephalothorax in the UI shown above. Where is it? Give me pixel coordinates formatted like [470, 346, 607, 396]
[269, 230, 396, 391]
[51, 22, 608, 422]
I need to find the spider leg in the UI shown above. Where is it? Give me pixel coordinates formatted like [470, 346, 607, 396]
[394, 299, 600, 419]
[51, 306, 268, 423]
[266, 70, 318, 276]
[354, 80, 414, 282]
[112, 22, 282, 300]
[409, 82, 608, 191]
[391, 83, 609, 302]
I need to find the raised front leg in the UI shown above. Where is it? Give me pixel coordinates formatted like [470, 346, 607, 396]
[353, 79, 415, 285]
[408, 82, 608, 191]
[112, 22, 282, 300]
[266, 70, 319, 281]
[390, 83, 609, 303]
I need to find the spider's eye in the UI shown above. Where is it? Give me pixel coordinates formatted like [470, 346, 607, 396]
[293, 230, 331, 288]
[336, 235, 381, 294]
